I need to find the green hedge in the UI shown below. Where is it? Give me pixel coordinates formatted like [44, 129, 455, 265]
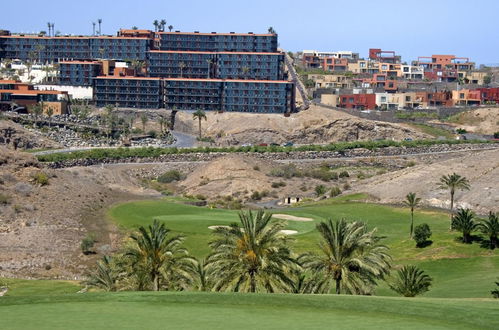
[37, 139, 494, 163]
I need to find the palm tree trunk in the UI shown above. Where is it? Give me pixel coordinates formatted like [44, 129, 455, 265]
[335, 279, 341, 294]
[450, 190, 454, 230]
[198, 118, 202, 139]
[410, 209, 414, 238]
[153, 274, 159, 291]
[250, 272, 256, 293]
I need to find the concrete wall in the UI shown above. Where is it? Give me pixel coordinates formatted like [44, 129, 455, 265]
[36, 84, 93, 99]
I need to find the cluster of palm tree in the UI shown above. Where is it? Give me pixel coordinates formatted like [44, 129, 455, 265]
[403, 173, 497, 249]
[86, 211, 400, 295]
[153, 19, 171, 32]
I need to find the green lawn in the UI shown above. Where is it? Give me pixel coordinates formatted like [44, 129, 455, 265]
[0, 278, 80, 297]
[0, 292, 498, 330]
[107, 196, 499, 298]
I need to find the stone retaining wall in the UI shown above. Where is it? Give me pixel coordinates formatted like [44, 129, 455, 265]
[44, 143, 498, 168]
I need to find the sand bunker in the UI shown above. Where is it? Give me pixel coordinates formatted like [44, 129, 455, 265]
[208, 226, 298, 235]
[279, 230, 298, 235]
[272, 214, 313, 222]
[208, 225, 231, 230]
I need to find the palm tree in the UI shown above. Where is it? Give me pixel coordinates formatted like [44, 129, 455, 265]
[47, 22, 51, 37]
[124, 219, 196, 291]
[438, 173, 470, 228]
[31, 102, 44, 127]
[140, 113, 148, 132]
[388, 265, 432, 297]
[85, 256, 119, 292]
[206, 59, 213, 78]
[192, 109, 207, 139]
[178, 61, 186, 78]
[241, 66, 250, 79]
[168, 25, 173, 32]
[46, 107, 54, 127]
[153, 20, 159, 32]
[268, 27, 276, 34]
[160, 19, 167, 32]
[97, 18, 102, 35]
[300, 219, 391, 295]
[158, 116, 168, 136]
[206, 210, 299, 293]
[451, 208, 477, 244]
[92, 22, 96, 36]
[195, 259, 211, 291]
[478, 212, 499, 249]
[404, 192, 421, 238]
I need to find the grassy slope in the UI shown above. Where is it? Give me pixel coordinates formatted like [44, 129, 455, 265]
[107, 196, 499, 298]
[0, 292, 498, 330]
[0, 278, 80, 297]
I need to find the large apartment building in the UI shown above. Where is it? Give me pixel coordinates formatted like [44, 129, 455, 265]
[0, 28, 294, 114]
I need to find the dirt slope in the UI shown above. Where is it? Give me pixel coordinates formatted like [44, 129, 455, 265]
[178, 155, 323, 201]
[442, 107, 499, 135]
[352, 148, 499, 214]
[0, 119, 60, 149]
[174, 105, 430, 145]
[0, 147, 158, 278]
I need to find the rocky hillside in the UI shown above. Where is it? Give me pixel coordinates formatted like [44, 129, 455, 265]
[352, 148, 499, 214]
[0, 120, 60, 150]
[174, 105, 430, 145]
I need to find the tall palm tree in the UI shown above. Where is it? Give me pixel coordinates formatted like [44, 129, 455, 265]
[241, 66, 250, 79]
[478, 212, 499, 249]
[192, 109, 207, 139]
[97, 18, 102, 35]
[140, 113, 148, 132]
[451, 208, 477, 244]
[206, 210, 299, 293]
[124, 220, 196, 291]
[85, 256, 119, 292]
[300, 219, 391, 295]
[438, 173, 470, 228]
[160, 19, 167, 32]
[168, 25, 173, 32]
[388, 265, 432, 297]
[178, 61, 186, 78]
[206, 59, 213, 78]
[47, 22, 51, 37]
[404, 192, 421, 238]
[268, 27, 276, 34]
[92, 22, 96, 36]
[153, 20, 159, 32]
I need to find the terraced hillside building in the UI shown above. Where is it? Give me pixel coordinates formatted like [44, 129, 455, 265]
[0, 29, 294, 113]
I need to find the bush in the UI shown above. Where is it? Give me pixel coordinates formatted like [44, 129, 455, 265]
[32, 172, 49, 186]
[315, 185, 326, 196]
[253, 165, 260, 171]
[414, 223, 432, 247]
[271, 181, 286, 188]
[494, 132, 499, 139]
[306, 168, 338, 182]
[330, 186, 342, 197]
[269, 164, 301, 179]
[339, 171, 350, 178]
[147, 130, 157, 138]
[0, 193, 11, 205]
[343, 182, 351, 190]
[157, 170, 184, 183]
[456, 128, 467, 134]
[81, 234, 96, 255]
[194, 194, 207, 201]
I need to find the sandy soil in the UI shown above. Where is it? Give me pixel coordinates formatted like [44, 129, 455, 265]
[438, 107, 499, 135]
[272, 214, 313, 222]
[352, 148, 499, 214]
[174, 105, 430, 146]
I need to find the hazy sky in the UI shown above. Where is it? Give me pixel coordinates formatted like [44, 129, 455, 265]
[2, 0, 498, 65]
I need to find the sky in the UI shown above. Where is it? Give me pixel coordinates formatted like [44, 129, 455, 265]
[2, 0, 498, 65]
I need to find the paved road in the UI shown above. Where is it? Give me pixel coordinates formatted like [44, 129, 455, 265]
[32, 131, 198, 156]
[171, 131, 197, 148]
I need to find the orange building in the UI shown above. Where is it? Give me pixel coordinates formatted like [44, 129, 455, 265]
[0, 80, 68, 114]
